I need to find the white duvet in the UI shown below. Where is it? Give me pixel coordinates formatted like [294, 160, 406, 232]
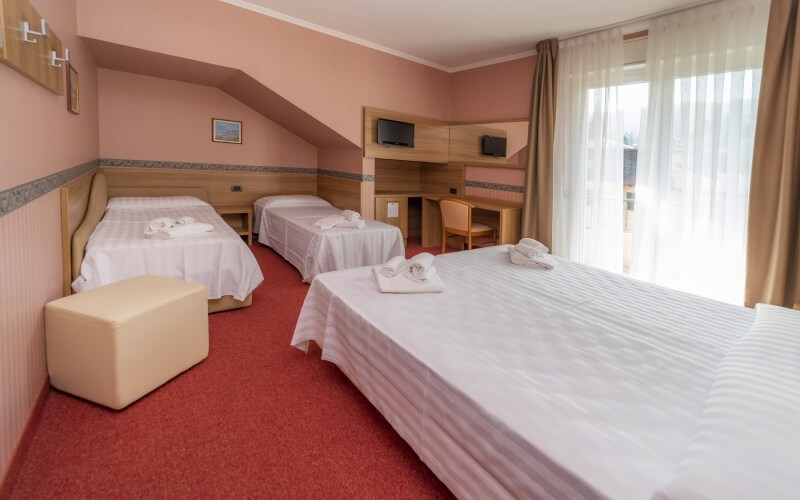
[291, 245, 759, 499]
[256, 203, 404, 282]
[73, 205, 263, 301]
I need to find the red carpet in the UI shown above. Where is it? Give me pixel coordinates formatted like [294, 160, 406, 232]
[8, 239, 452, 499]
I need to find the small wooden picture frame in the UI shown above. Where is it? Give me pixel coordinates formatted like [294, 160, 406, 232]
[67, 64, 80, 115]
[212, 118, 242, 144]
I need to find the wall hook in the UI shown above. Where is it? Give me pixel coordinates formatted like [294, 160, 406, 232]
[50, 48, 70, 68]
[22, 19, 48, 43]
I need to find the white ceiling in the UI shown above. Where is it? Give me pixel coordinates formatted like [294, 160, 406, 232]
[222, 0, 711, 72]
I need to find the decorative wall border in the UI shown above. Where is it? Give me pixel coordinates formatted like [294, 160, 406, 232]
[465, 180, 524, 193]
[99, 158, 318, 175]
[317, 168, 374, 182]
[1, 158, 375, 218]
[0, 159, 99, 218]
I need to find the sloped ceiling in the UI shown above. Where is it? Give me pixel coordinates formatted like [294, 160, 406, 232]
[83, 38, 355, 149]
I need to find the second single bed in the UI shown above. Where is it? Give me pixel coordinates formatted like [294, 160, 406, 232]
[254, 195, 405, 282]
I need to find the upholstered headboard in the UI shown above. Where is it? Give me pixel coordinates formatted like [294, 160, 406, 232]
[70, 172, 108, 283]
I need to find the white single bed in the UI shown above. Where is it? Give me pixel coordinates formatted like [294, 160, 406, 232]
[254, 195, 405, 282]
[73, 195, 264, 302]
[291, 246, 800, 499]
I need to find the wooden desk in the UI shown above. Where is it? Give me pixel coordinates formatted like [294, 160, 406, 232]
[375, 192, 521, 247]
[421, 195, 521, 247]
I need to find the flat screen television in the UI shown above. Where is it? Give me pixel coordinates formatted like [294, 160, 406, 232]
[482, 135, 507, 157]
[377, 118, 414, 148]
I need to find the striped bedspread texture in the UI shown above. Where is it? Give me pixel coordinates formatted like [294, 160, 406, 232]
[73, 204, 263, 300]
[256, 203, 404, 282]
[291, 245, 797, 500]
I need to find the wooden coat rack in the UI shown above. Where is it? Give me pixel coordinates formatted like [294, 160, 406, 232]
[0, 0, 66, 95]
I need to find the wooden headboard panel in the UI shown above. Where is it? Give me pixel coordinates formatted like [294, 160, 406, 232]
[317, 175, 363, 213]
[60, 170, 210, 296]
[108, 185, 208, 200]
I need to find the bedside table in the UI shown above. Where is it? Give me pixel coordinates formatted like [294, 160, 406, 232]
[215, 205, 253, 246]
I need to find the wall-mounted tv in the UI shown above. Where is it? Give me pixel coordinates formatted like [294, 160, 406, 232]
[377, 118, 414, 148]
[482, 135, 507, 157]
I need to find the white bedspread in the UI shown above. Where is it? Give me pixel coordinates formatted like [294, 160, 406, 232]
[256, 203, 404, 282]
[73, 205, 263, 301]
[291, 245, 755, 499]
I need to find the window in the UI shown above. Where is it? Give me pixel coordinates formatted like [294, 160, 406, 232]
[620, 80, 647, 273]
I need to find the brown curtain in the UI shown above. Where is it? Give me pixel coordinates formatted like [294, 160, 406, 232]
[521, 38, 559, 248]
[745, 0, 800, 308]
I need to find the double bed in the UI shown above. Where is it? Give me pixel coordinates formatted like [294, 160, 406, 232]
[291, 245, 800, 499]
[63, 172, 263, 313]
[254, 195, 405, 282]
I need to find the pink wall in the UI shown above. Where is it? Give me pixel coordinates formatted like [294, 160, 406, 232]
[0, 0, 99, 484]
[98, 69, 316, 167]
[450, 56, 536, 123]
[451, 58, 534, 201]
[465, 166, 525, 203]
[467, 166, 526, 185]
[0, 4, 98, 191]
[76, 0, 452, 148]
[317, 147, 364, 176]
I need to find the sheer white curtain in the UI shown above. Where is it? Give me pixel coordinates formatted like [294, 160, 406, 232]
[631, 0, 769, 304]
[553, 29, 625, 273]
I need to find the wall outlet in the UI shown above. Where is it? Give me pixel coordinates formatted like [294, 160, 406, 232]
[449, 187, 457, 194]
[231, 185, 243, 192]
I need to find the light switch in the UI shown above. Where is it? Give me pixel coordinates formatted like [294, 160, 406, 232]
[387, 201, 399, 218]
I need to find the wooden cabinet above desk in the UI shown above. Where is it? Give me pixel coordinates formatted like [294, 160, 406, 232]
[375, 192, 521, 248]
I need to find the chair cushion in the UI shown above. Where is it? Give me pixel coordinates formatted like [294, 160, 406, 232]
[471, 222, 493, 232]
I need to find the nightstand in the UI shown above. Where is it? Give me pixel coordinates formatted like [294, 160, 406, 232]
[215, 205, 253, 246]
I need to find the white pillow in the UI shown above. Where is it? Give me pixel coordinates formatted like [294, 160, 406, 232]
[653, 304, 800, 500]
[106, 196, 211, 210]
[256, 195, 332, 208]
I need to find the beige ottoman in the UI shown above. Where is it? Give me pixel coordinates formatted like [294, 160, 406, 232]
[45, 275, 209, 410]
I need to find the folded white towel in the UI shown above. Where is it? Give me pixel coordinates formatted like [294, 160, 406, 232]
[143, 217, 178, 236]
[516, 238, 549, 258]
[146, 223, 214, 239]
[381, 256, 407, 277]
[174, 216, 195, 226]
[372, 266, 445, 293]
[508, 246, 553, 270]
[313, 214, 345, 229]
[404, 252, 436, 283]
[341, 209, 361, 221]
[335, 219, 365, 229]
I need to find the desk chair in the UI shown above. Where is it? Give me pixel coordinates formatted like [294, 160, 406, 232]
[438, 197, 495, 253]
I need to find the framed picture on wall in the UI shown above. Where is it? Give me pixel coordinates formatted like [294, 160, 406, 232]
[212, 118, 242, 144]
[67, 64, 80, 114]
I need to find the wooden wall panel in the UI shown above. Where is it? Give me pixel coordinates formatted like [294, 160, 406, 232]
[420, 163, 465, 196]
[100, 167, 317, 207]
[374, 159, 421, 193]
[0, 0, 65, 94]
[317, 175, 362, 212]
[374, 195, 408, 239]
[449, 124, 507, 166]
[364, 107, 449, 163]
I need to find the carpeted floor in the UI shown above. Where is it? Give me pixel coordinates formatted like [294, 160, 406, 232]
[9, 239, 453, 499]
